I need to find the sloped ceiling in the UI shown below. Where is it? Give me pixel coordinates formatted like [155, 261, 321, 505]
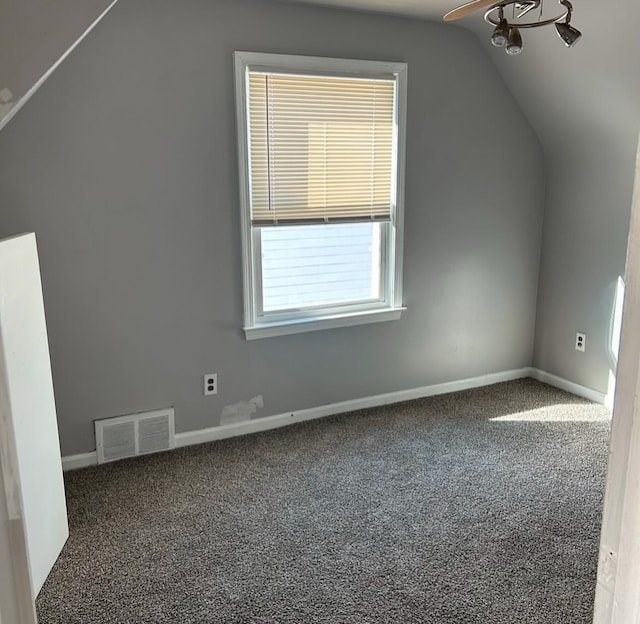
[466, 0, 640, 153]
[276, 0, 640, 152]
[275, 0, 452, 19]
[4, 0, 638, 162]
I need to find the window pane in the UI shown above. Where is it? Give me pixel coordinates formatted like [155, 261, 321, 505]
[260, 223, 382, 312]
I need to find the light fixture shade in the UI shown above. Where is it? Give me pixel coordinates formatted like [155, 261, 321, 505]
[555, 22, 582, 47]
[505, 27, 523, 55]
[491, 19, 509, 47]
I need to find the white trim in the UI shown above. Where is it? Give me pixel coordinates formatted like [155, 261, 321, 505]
[593, 129, 640, 624]
[392, 62, 407, 310]
[530, 368, 607, 404]
[233, 51, 408, 339]
[61, 452, 97, 472]
[61, 366, 615, 471]
[61, 367, 531, 470]
[244, 306, 405, 340]
[252, 224, 394, 326]
[0, 0, 120, 134]
[175, 367, 532, 447]
[234, 52, 255, 331]
[234, 52, 408, 81]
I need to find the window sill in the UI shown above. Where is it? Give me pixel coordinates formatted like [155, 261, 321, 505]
[243, 307, 406, 340]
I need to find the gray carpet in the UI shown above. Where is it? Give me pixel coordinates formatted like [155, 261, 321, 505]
[37, 379, 611, 624]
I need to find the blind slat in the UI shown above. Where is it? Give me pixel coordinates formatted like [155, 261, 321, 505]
[248, 70, 396, 225]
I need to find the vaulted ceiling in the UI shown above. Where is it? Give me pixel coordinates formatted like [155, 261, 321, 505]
[274, 0, 453, 18]
[3, 0, 638, 155]
[272, 0, 640, 154]
[1, 0, 638, 400]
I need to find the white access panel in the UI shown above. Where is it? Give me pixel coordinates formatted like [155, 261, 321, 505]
[0, 233, 68, 619]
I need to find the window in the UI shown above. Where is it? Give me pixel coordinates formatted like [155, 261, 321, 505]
[234, 52, 407, 339]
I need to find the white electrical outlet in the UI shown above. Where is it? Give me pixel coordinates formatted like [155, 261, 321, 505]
[576, 332, 586, 352]
[204, 373, 218, 395]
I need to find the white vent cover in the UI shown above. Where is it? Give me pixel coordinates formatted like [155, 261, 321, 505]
[95, 407, 175, 464]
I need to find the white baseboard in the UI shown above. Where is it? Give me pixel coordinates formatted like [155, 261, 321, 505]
[530, 368, 607, 405]
[61, 367, 531, 471]
[61, 366, 610, 471]
[61, 451, 98, 471]
[175, 367, 533, 449]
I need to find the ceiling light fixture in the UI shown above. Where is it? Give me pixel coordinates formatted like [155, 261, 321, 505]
[491, 9, 510, 46]
[554, 0, 582, 46]
[505, 27, 523, 54]
[482, 0, 582, 55]
[555, 21, 582, 47]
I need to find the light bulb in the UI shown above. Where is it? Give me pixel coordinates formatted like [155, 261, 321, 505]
[491, 19, 510, 47]
[505, 27, 523, 55]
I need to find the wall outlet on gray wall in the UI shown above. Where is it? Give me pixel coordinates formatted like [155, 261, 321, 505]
[576, 333, 586, 352]
[204, 373, 218, 396]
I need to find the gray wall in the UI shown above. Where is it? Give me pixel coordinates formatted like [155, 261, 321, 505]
[0, 0, 116, 125]
[534, 141, 635, 395]
[468, 13, 640, 395]
[0, 0, 545, 456]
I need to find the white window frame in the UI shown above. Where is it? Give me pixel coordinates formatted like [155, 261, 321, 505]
[234, 51, 407, 340]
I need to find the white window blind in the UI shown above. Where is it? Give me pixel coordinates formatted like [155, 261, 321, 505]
[248, 72, 396, 225]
